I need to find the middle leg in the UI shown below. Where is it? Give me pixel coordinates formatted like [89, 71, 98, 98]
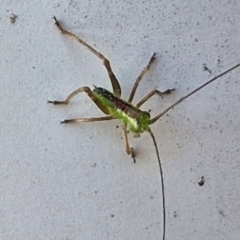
[128, 53, 157, 103]
[48, 86, 110, 115]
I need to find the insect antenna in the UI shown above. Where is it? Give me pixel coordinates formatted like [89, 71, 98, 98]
[150, 63, 240, 124]
[148, 127, 166, 240]
[147, 62, 240, 240]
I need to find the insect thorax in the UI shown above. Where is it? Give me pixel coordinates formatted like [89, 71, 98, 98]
[93, 87, 151, 133]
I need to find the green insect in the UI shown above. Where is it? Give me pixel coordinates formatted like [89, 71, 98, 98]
[48, 16, 240, 240]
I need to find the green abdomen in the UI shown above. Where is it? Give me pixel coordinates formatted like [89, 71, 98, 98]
[93, 87, 151, 133]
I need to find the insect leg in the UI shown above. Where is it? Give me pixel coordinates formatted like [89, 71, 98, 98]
[48, 86, 110, 115]
[123, 124, 136, 163]
[61, 116, 114, 124]
[53, 16, 121, 98]
[136, 88, 175, 108]
[128, 53, 157, 103]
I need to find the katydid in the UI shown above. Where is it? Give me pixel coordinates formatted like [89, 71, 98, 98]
[48, 16, 240, 240]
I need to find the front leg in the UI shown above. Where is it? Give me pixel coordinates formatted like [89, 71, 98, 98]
[136, 88, 175, 107]
[123, 124, 136, 163]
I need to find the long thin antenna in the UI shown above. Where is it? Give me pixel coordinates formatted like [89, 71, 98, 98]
[150, 63, 240, 124]
[148, 127, 166, 240]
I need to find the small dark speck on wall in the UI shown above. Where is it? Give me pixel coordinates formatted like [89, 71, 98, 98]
[198, 176, 205, 186]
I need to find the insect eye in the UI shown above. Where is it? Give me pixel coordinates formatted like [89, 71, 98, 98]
[143, 111, 151, 118]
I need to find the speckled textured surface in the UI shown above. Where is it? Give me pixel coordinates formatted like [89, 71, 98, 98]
[1, 1, 240, 239]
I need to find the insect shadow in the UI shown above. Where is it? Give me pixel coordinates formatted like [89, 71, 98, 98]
[48, 16, 240, 240]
